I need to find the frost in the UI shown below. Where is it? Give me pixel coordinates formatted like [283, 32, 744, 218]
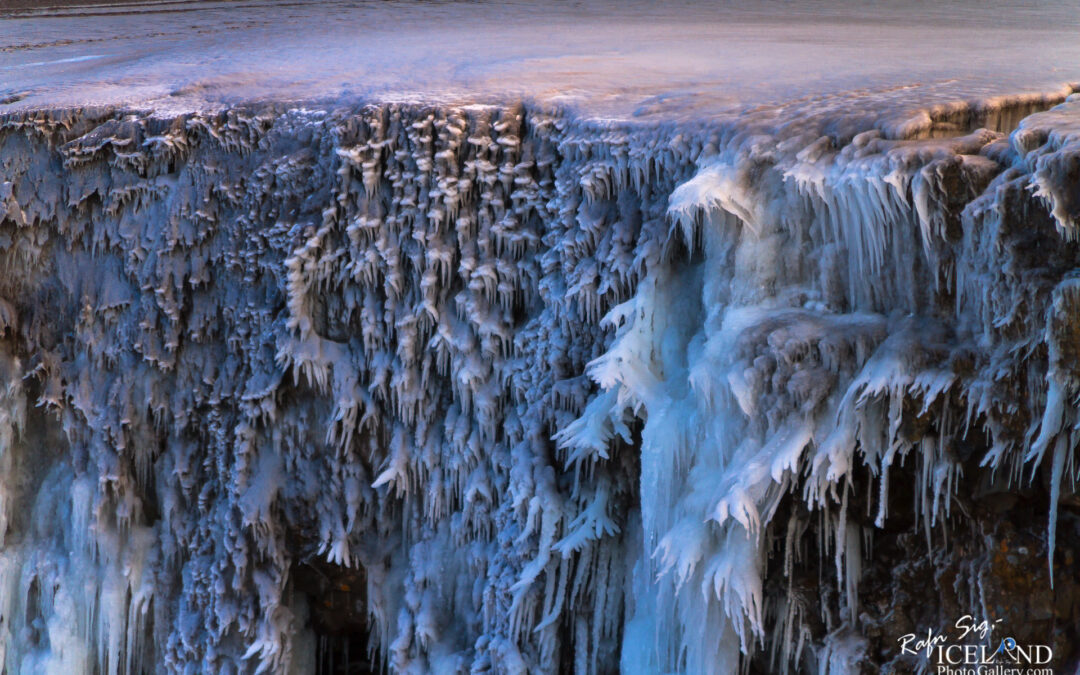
[0, 94, 1078, 673]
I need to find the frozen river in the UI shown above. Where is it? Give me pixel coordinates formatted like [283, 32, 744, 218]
[2, 0, 1080, 119]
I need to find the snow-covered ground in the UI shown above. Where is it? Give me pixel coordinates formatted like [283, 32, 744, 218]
[2, 0, 1080, 119]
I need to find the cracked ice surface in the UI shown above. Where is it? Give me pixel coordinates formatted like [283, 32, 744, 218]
[2, 2, 1080, 674]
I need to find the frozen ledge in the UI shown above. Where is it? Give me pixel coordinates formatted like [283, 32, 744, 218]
[0, 93, 1079, 673]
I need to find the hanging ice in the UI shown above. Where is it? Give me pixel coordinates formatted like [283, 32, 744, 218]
[0, 86, 1079, 674]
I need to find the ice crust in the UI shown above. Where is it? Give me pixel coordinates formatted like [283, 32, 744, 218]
[5, 0, 1080, 120]
[0, 88, 1079, 674]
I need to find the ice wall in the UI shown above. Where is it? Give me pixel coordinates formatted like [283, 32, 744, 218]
[0, 94, 1078, 674]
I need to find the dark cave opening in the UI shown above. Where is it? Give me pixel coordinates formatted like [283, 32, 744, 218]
[292, 558, 379, 675]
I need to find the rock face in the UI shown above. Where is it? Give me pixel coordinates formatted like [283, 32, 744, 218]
[0, 96, 1078, 674]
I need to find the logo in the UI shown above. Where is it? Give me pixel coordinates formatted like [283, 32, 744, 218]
[898, 615, 1054, 675]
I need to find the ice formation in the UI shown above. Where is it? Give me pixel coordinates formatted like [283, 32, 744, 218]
[0, 88, 1079, 674]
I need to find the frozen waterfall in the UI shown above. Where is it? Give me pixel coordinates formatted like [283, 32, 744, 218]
[1, 88, 1080, 674]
